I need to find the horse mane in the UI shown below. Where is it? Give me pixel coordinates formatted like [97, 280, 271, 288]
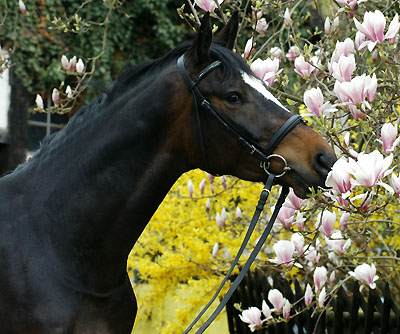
[15, 41, 251, 173]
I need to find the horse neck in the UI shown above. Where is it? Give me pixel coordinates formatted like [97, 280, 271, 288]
[15, 64, 191, 288]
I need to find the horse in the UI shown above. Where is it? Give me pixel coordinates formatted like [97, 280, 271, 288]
[0, 12, 336, 334]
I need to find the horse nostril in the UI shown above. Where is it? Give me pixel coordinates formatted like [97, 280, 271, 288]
[313, 151, 337, 177]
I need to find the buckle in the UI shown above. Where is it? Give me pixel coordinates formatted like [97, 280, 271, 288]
[261, 154, 291, 178]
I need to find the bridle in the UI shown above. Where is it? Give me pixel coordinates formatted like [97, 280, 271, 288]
[177, 54, 305, 333]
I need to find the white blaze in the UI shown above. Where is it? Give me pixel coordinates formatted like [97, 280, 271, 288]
[241, 71, 290, 112]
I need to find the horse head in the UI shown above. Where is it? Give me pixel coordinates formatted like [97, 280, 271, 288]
[177, 13, 336, 198]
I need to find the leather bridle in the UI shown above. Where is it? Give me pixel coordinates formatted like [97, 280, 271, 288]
[177, 54, 305, 333]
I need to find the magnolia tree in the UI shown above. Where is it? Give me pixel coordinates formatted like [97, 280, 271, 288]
[168, 0, 400, 332]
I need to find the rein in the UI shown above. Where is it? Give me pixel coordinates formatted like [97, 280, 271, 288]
[177, 54, 303, 333]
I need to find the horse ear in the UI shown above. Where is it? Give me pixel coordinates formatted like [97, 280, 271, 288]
[187, 13, 212, 65]
[214, 11, 239, 50]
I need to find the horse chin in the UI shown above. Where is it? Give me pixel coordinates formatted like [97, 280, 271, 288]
[283, 169, 327, 199]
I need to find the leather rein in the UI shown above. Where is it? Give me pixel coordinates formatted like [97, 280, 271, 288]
[177, 54, 304, 333]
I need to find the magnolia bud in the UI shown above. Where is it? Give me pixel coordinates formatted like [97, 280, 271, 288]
[76, 58, 84, 73]
[65, 85, 73, 98]
[187, 179, 194, 197]
[199, 178, 206, 195]
[69, 56, 77, 70]
[324, 17, 331, 35]
[333, 16, 340, 31]
[52, 88, 59, 105]
[35, 94, 44, 110]
[61, 55, 69, 70]
[19, 0, 27, 15]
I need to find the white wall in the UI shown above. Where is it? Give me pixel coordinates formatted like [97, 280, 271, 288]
[0, 48, 10, 131]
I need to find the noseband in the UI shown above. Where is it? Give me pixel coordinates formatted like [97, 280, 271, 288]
[177, 54, 304, 333]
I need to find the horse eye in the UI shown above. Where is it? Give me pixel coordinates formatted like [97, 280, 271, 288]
[225, 92, 242, 104]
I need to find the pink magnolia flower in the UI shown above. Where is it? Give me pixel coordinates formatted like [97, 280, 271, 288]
[284, 8, 292, 26]
[206, 172, 214, 184]
[317, 210, 336, 237]
[221, 207, 227, 224]
[329, 271, 336, 286]
[318, 287, 326, 308]
[333, 16, 340, 31]
[349, 150, 393, 188]
[381, 123, 400, 154]
[325, 231, 351, 255]
[331, 38, 355, 64]
[284, 188, 303, 210]
[236, 206, 242, 219]
[294, 55, 315, 78]
[61, 55, 69, 70]
[35, 94, 44, 110]
[343, 131, 350, 148]
[304, 284, 313, 306]
[76, 58, 85, 73]
[283, 300, 291, 320]
[272, 240, 295, 267]
[334, 74, 377, 120]
[256, 18, 269, 35]
[194, 0, 223, 13]
[187, 179, 194, 197]
[268, 289, 286, 311]
[314, 266, 327, 291]
[339, 212, 350, 231]
[262, 300, 272, 320]
[216, 212, 223, 227]
[294, 212, 306, 231]
[52, 88, 59, 105]
[291, 233, 304, 254]
[276, 206, 295, 228]
[337, 195, 349, 207]
[250, 58, 281, 87]
[325, 158, 352, 196]
[65, 85, 73, 98]
[239, 307, 263, 332]
[212, 242, 219, 257]
[19, 0, 27, 14]
[372, 49, 379, 63]
[334, 74, 377, 105]
[324, 17, 331, 35]
[69, 56, 77, 71]
[391, 173, 400, 197]
[220, 175, 227, 189]
[335, 0, 366, 10]
[331, 54, 356, 82]
[349, 263, 379, 289]
[205, 198, 211, 213]
[355, 31, 366, 50]
[354, 11, 400, 51]
[270, 47, 283, 61]
[305, 246, 320, 265]
[286, 46, 300, 62]
[244, 38, 253, 59]
[304, 87, 335, 117]
[199, 178, 206, 194]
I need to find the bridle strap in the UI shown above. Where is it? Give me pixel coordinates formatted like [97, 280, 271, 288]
[263, 114, 304, 157]
[196, 185, 289, 334]
[178, 53, 299, 333]
[177, 55, 306, 167]
[182, 174, 289, 334]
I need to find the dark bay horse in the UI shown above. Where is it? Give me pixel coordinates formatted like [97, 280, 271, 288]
[0, 13, 335, 333]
